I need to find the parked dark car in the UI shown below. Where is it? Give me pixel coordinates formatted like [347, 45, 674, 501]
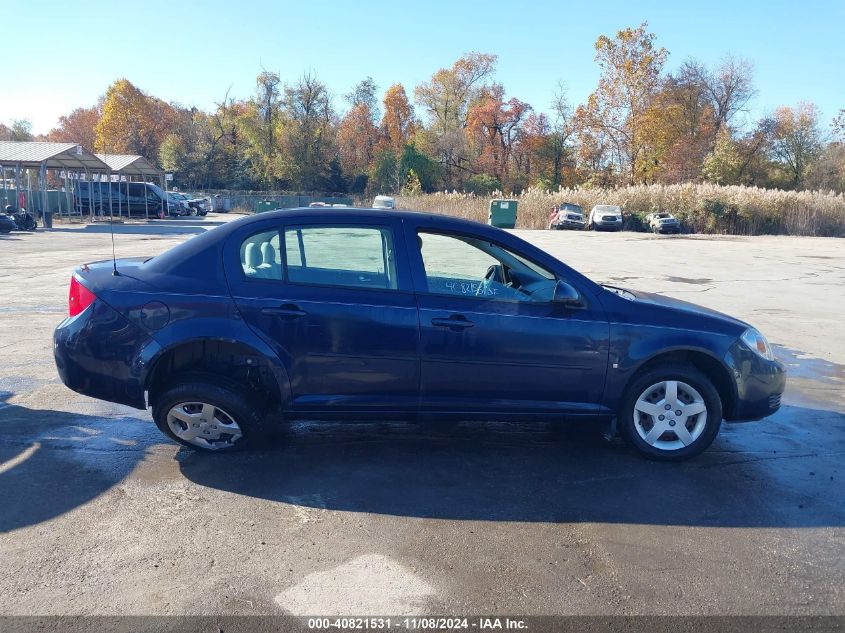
[170, 191, 209, 216]
[74, 181, 185, 218]
[0, 213, 17, 233]
[54, 209, 785, 461]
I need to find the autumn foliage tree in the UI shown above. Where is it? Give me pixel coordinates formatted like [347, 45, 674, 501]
[380, 84, 416, 155]
[576, 23, 668, 184]
[48, 106, 100, 151]
[467, 84, 531, 186]
[95, 79, 176, 158]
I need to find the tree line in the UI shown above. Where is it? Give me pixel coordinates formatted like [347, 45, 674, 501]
[3, 22, 843, 195]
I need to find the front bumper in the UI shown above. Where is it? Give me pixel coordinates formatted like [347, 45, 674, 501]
[593, 220, 623, 231]
[725, 341, 787, 421]
[54, 301, 152, 409]
[552, 220, 585, 230]
[655, 224, 681, 233]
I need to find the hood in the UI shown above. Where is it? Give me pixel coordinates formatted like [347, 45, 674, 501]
[603, 286, 748, 336]
[633, 289, 747, 326]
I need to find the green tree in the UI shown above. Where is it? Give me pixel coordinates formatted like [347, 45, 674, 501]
[703, 130, 743, 184]
[401, 169, 422, 195]
[400, 143, 439, 192]
[369, 148, 399, 194]
[0, 119, 34, 141]
[465, 173, 501, 195]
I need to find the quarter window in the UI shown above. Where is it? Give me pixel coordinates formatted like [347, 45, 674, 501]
[240, 229, 283, 280]
[283, 226, 398, 290]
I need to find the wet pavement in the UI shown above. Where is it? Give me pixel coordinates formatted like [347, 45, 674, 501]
[0, 221, 843, 616]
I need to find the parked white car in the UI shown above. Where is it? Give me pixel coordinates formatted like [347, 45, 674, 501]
[372, 195, 396, 209]
[588, 205, 623, 231]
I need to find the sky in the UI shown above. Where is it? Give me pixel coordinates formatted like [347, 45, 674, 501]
[3, 0, 843, 135]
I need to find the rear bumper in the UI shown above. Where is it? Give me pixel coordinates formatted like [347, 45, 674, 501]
[54, 301, 151, 409]
[725, 342, 787, 422]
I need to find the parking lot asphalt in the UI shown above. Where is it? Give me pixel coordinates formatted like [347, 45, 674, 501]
[0, 217, 843, 616]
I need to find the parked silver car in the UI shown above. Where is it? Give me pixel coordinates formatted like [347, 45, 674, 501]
[588, 205, 623, 231]
[646, 212, 681, 234]
[549, 203, 586, 230]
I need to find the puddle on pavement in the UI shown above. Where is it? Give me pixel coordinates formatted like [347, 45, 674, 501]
[0, 306, 66, 314]
[665, 276, 713, 285]
[774, 345, 845, 386]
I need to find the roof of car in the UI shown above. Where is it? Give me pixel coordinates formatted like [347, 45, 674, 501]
[251, 206, 478, 226]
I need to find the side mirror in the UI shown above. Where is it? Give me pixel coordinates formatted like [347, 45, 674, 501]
[553, 280, 583, 307]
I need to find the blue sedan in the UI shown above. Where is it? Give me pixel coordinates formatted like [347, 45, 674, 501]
[54, 208, 785, 460]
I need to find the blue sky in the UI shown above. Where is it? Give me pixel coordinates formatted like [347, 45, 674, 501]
[4, 0, 843, 134]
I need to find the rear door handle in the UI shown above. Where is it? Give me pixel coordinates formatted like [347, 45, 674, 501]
[431, 315, 474, 330]
[261, 304, 307, 318]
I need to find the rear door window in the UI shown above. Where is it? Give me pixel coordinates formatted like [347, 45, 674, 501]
[283, 225, 397, 290]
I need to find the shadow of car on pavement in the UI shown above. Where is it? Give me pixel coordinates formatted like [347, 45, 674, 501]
[178, 403, 845, 528]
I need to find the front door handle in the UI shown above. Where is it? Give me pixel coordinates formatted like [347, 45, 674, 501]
[261, 304, 307, 318]
[431, 315, 475, 331]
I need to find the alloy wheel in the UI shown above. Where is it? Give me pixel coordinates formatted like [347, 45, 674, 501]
[166, 401, 243, 450]
[633, 380, 708, 451]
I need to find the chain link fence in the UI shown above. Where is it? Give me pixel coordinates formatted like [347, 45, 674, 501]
[196, 190, 357, 214]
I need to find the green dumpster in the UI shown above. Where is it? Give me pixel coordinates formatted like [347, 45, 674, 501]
[488, 199, 518, 228]
[254, 200, 277, 214]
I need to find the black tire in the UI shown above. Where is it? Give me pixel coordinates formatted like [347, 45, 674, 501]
[618, 364, 722, 461]
[152, 380, 268, 452]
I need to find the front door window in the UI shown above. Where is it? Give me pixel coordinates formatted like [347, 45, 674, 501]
[418, 231, 556, 302]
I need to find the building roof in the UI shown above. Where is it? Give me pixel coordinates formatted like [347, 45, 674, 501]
[0, 141, 110, 171]
[95, 154, 162, 175]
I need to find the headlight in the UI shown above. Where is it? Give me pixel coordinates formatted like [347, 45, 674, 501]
[740, 327, 775, 361]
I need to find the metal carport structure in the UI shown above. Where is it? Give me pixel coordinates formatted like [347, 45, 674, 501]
[95, 153, 168, 218]
[0, 142, 111, 222]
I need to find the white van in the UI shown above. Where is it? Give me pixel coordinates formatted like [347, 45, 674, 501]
[588, 205, 624, 231]
[372, 195, 396, 210]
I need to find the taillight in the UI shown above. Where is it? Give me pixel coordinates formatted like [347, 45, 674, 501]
[68, 276, 96, 317]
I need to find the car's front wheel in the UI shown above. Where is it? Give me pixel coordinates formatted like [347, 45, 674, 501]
[619, 364, 722, 461]
[152, 381, 267, 452]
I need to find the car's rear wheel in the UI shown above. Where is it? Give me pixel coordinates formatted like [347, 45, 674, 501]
[619, 364, 722, 461]
[152, 381, 267, 452]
